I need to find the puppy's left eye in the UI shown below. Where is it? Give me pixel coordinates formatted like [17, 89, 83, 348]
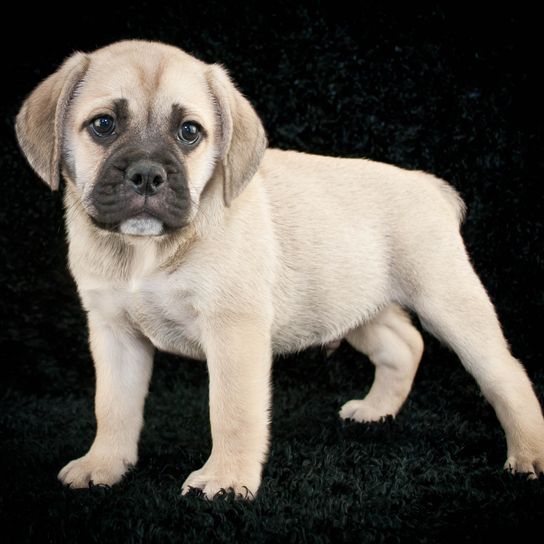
[178, 121, 201, 145]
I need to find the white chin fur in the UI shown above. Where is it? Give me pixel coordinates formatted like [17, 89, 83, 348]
[119, 217, 164, 236]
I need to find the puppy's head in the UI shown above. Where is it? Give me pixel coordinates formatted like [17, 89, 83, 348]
[16, 40, 267, 236]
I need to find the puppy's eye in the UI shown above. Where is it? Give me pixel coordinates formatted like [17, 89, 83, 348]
[90, 115, 116, 137]
[178, 121, 201, 145]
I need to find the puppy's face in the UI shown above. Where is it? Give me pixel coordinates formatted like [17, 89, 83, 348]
[16, 41, 267, 236]
[66, 44, 217, 235]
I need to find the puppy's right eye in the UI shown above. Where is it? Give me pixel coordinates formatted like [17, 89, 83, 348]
[90, 115, 116, 137]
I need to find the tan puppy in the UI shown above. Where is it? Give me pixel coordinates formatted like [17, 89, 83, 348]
[16, 40, 544, 499]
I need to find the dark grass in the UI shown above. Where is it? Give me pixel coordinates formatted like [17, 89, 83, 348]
[1, 3, 544, 542]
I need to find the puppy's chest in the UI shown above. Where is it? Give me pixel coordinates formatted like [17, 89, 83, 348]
[84, 275, 202, 357]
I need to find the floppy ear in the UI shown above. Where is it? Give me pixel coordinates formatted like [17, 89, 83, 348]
[206, 64, 267, 207]
[15, 52, 90, 190]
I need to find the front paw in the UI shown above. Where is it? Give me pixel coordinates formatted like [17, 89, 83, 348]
[504, 435, 544, 479]
[58, 452, 134, 488]
[182, 460, 261, 500]
[504, 453, 544, 480]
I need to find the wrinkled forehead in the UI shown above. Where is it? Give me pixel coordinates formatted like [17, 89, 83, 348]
[71, 45, 216, 129]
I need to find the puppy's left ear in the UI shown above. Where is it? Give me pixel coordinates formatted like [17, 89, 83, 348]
[206, 64, 267, 207]
[15, 52, 90, 190]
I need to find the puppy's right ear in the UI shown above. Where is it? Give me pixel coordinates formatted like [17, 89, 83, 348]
[15, 52, 90, 190]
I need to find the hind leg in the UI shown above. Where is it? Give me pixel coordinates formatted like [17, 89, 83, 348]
[408, 235, 544, 476]
[339, 304, 424, 422]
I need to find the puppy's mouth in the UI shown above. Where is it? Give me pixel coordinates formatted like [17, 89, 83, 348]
[91, 210, 179, 237]
[88, 182, 191, 236]
[120, 212, 164, 236]
[88, 149, 192, 236]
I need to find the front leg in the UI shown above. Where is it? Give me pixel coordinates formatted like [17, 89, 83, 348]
[182, 314, 272, 499]
[58, 312, 154, 488]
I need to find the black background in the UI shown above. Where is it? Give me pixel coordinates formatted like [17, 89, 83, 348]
[1, 3, 543, 542]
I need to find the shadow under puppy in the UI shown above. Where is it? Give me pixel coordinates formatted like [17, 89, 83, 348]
[15, 40, 544, 499]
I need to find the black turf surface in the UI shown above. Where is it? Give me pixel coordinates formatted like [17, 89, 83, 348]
[1, 4, 543, 542]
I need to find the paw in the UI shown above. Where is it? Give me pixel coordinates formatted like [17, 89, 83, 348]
[504, 454, 544, 480]
[181, 460, 261, 500]
[339, 399, 393, 423]
[58, 452, 133, 488]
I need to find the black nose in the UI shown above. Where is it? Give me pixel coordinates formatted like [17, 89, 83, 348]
[125, 160, 167, 196]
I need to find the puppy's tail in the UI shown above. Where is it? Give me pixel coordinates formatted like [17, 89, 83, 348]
[438, 179, 466, 224]
[422, 173, 467, 225]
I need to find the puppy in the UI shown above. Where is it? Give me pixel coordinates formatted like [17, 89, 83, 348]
[16, 40, 544, 499]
